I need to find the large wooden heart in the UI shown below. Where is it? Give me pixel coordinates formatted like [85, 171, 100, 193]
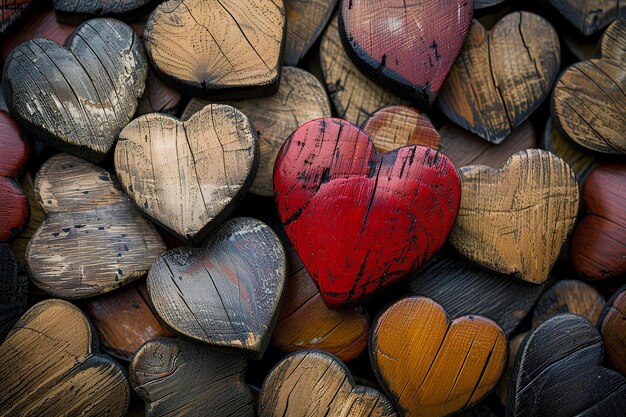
[3, 18, 148, 162]
[274, 118, 460, 309]
[115, 104, 258, 243]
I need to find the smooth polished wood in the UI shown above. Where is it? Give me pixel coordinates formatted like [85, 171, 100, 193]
[599, 285, 626, 376]
[284, 0, 337, 65]
[532, 280, 605, 328]
[0, 244, 27, 342]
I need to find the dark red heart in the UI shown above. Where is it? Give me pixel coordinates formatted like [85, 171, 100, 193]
[274, 118, 460, 309]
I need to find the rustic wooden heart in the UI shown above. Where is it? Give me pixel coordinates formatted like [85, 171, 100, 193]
[115, 104, 258, 243]
[570, 163, 626, 280]
[601, 17, 626, 62]
[371, 296, 507, 417]
[599, 285, 626, 376]
[531, 280, 605, 328]
[339, 0, 474, 107]
[0, 299, 130, 416]
[449, 149, 579, 284]
[548, 0, 625, 35]
[508, 314, 626, 416]
[439, 12, 560, 144]
[147, 217, 287, 358]
[0, 244, 27, 342]
[130, 337, 255, 417]
[53, 0, 155, 23]
[274, 118, 461, 309]
[144, 0, 285, 98]
[284, 0, 337, 65]
[26, 153, 166, 299]
[3, 18, 148, 162]
[259, 350, 397, 417]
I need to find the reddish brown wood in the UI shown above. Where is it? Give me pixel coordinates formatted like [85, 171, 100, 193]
[599, 285, 626, 376]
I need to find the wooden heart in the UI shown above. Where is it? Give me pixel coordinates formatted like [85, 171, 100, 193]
[339, 0, 474, 107]
[27, 153, 166, 299]
[115, 104, 258, 243]
[274, 118, 460, 309]
[3, 18, 148, 162]
[259, 350, 397, 417]
[130, 337, 255, 417]
[449, 149, 579, 284]
[0, 299, 130, 416]
[570, 163, 626, 280]
[53, 0, 155, 23]
[601, 17, 626, 62]
[9, 173, 44, 268]
[147, 217, 287, 358]
[0, 244, 27, 342]
[531, 280, 605, 328]
[599, 285, 626, 375]
[144, 0, 285, 99]
[371, 296, 507, 417]
[284, 0, 337, 65]
[439, 12, 560, 144]
[508, 314, 626, 416]
[548, 0, 625, 35]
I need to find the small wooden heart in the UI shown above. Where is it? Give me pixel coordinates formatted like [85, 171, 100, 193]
[548, 0, 625, 35]
[53, 0, 155, 24]
[439, 12, 560, 144]
[284, 0, 337, 65]
[0, 244, 27, 342]
[0, 299, 130, 416]
[598, 285, 626, 376]
[259, 350, 397, 417]
[371, 296, 507, 417]
[3, 18, 148, 162]
[531, 280, 605, 328]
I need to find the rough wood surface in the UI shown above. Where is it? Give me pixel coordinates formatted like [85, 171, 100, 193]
[271, 247, 370, 362]
[259, 350, 397, 417]
[274, 118, 460, 309]
[3, 18, 148, 162]
[0, 244, 27, 342]
[598, 285, 626, 375]
[0, 0, 32, 34]
[0, 299, 130, 417]
[284, 0, 337, 65]
[439, 12, 560, 144]
[53, 0, 155, 23]
[9, 174, 44, 268]
[147, 217, 287, 358]
[548, 0, 625, 35]
[130, 337, 255, 417]
[371, 296, 507, 417]
[27, 153, 166, 299]
[449, 149, 579, 284]
[601, 17, 626, 62]
[136, 71, 183, 116]
[532, 280, 605, 328]
[115, 104, 258, 243]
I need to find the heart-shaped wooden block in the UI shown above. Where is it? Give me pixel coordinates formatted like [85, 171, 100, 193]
[131, 337, 255, 417]
[3, 18, 148, 162]
[53, 0, 155, 23]
[599, 285, 626, 376]
[508, 314, 626, 416]
[363, 106, 441, 152]
[147, 217, 287, 358]
[371, 296, 507, 417]
[0, 244, 27, 342]
[284, 0, 337, 65]
[0, 299, 130, 416]
[548, 0, 625, 35]
[439, 12, 560, 144]
[115, 104, 258, 243]
[144, 0, 285, 98]
[531, 280, 605, 328]
[339, 0, 474, 107]
[259, 350, 397, 417]
[27, 153, 166, 299]
[450, 149, 579, 284]
[274, 118, 461, 309]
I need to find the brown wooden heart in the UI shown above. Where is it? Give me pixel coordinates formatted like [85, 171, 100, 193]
[531, 280, 605, 328]
[115, 104, 258, 243]
[599, 285, 626, 376]
[284, 0, 337, 65]
[548, 0, 625, 35]
[0, 299, 130, 416]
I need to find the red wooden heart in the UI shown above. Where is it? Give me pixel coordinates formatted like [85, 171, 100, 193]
[274, 118, 460, 309]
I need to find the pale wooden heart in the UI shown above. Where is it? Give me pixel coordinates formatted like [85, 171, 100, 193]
[115, 104, 258, 243]
[284, 0, 337, 65]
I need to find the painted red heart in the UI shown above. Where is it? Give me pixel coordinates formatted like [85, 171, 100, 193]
[274, 118, 461, 309]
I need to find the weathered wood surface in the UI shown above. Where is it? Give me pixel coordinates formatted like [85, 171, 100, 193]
[548, 0, 625, 35]
[131, 337, 255, 417]
[53, 0, 155, 23]
[274, 118, 460, 309]
[284, 0, 337, 65]
[599, 285, 626, 375]
[136, 71, 183, 116]
[27, 153, 166, 299]
[601, 17, 626, 62]
[259, 350, 397, 417]
[0, 0, 32, 34]
[449, 150, 579, 284]
[115, 104, 258, 243]
[0, 299, 130, 417]
[147, 218, 287, 358]
[439, 12, 560, 144]
[9, 174, 44, 268]
[371, 297, 507, 417]
[532, 280, 605, 328]
[271, 247, 370, 362]
[496, 332, 526, 406]
[3, 18, 148, 163]
[0, 244, 27, 342]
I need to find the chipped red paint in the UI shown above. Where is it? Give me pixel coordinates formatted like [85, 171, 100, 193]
[274, 118, 461, 309]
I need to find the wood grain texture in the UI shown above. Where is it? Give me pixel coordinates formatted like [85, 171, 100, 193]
[449, 149, 579, 284]
[496, 332, 526, 406]
[259, 350, 397, 417]
[439, 12, 560, 144]
[0, 299, 130, 417]
[598, 285, 626, 375]
[284, 0, 337, 65]
[0, 244, 27, 342]
[371, 296, 507, 417]
[274, 118, 461, 309]
[147, 217, 287, 358]
[570, 163, 626, 280]
[0, 0, 32, 34]
[271, 246, 370, 362]
[130, 337, 255, 417]
[27, 153, 166, 299]
[9, 174, 44, 268]
[144, 0, 286, 99]
[53, 0, 156, 23]
[548, 0, 625, 35]
[115, 104, 258, 243]
[601, 17, 626, 62]
[181, 67, 331, 197]
[319, 15, 409, 125]
[136, 71, 183, 116]
[532, 280, 605, 328]
[508, 314, 626, 417]
[3, 18, 148, 162]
